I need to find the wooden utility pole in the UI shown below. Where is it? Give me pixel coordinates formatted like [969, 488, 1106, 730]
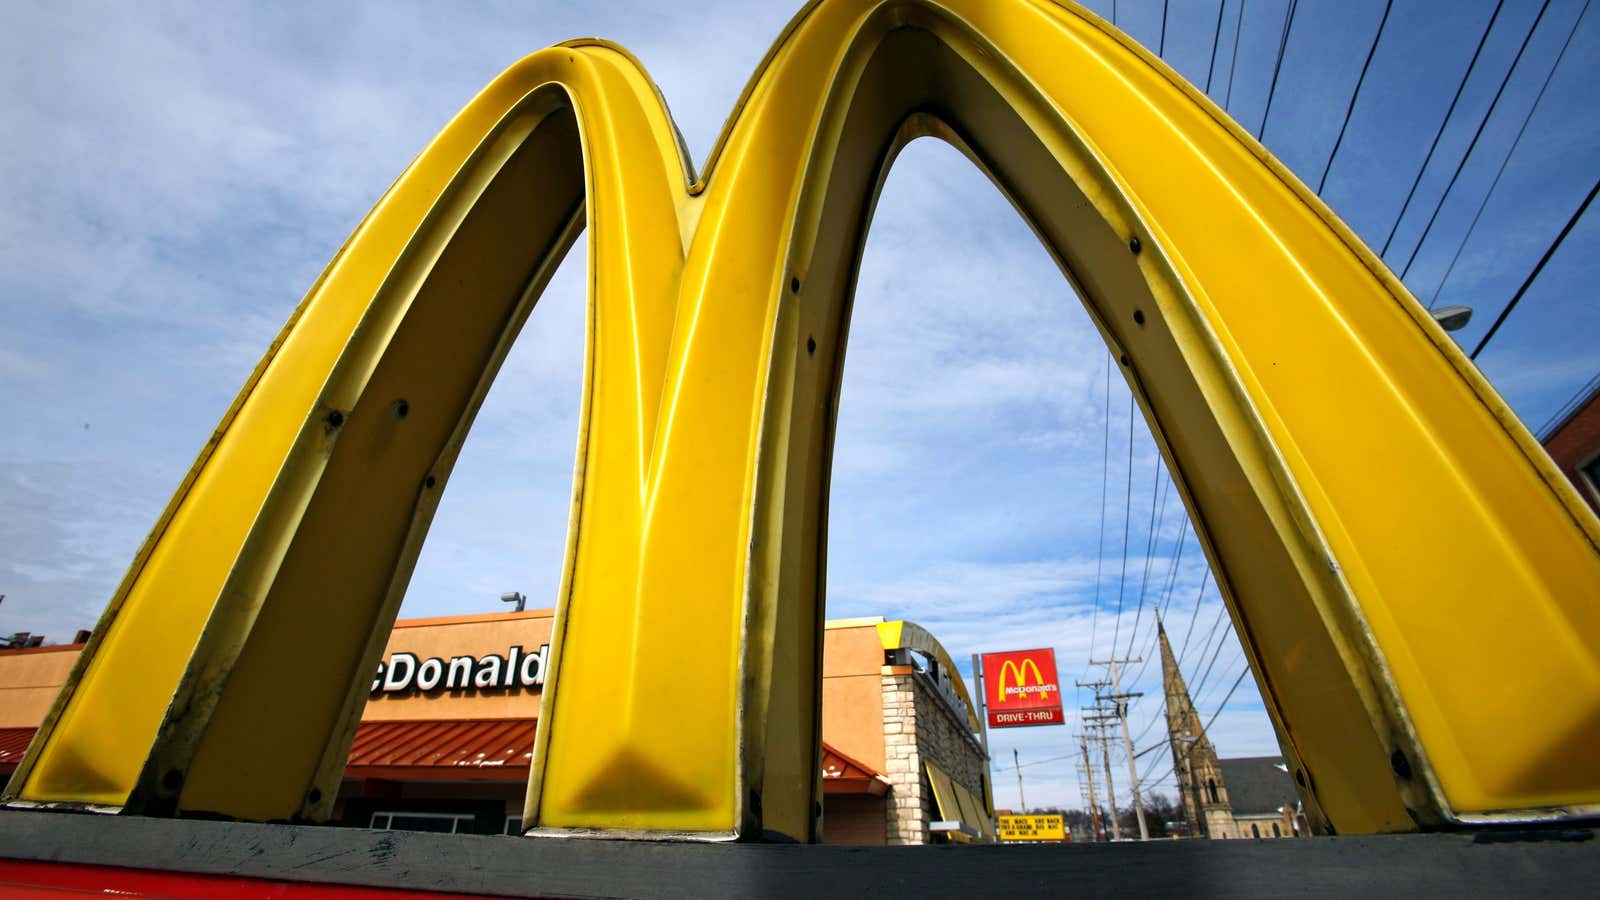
[1013, 748, 1027, 813]
[1080, 734, 1104, 841]
[1092, 656, 1150, 840]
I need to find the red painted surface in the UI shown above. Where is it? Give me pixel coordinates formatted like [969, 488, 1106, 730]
[0, 859, 502, 899]
[980, 648, 1064, 728]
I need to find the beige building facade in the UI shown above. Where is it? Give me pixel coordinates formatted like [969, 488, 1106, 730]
[0, 612, 991, 845]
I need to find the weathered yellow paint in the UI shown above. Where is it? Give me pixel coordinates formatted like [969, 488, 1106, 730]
[6, 0, 1599, 840]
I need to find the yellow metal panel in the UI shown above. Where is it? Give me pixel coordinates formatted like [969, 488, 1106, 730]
[923, 761, 959, 822]
[951, 779, 993, 841]
[7, 0, 1598, 840]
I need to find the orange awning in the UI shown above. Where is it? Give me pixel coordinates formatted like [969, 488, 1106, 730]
[821, 745, 892, 796]
[0, 728, 33, 775]
[346, 719, 534, 782]
[1, 721, 891, 795]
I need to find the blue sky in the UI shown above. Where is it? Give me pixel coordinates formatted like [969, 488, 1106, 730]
[2, 0, 1596, 813]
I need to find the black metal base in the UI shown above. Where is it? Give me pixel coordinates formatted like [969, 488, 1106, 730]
[0, 811, 1594, 898]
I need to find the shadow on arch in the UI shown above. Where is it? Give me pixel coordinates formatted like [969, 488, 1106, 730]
[8, 0, 1597, 844]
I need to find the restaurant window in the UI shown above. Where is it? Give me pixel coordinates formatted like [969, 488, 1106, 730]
[1581, 455, 1600, 505]
[370, 811, 475, 834]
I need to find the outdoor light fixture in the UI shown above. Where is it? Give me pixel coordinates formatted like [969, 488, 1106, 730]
[501, 592, 526, 613]
[1431, 305, 1472, 332]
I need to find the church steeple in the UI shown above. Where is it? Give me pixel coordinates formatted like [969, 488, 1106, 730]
[1159, 617, 1231, 837]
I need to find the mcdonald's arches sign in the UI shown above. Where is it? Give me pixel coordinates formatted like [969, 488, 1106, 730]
[981, 648, 1064, 728]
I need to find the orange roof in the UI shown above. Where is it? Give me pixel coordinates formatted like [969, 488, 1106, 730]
[346, 719, 535, 781]
[0, 721, 891, 794]
[0, 728, 32, 773]
[821, 744, 892, 796]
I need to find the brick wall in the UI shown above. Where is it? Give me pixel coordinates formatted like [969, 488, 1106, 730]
[1543, 387, 1600, 518]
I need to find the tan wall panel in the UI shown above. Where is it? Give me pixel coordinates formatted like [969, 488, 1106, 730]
[821, 625, 883, 679]
[822, 674, 885, 773]
[0, 648, 81, 728]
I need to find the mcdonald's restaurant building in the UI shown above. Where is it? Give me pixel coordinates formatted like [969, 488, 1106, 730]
[0, 612, 993, 845]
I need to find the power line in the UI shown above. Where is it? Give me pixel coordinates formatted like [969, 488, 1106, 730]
[1159, 0, 1170, 57]
[1109, 389, 1137, 655]
[1127, 515, 1192, 689]
[1433, 0, 1592, 312]
[1396, 0, 1553, 281]
[1469, 176, 1600, 358]
[1191, 620, 1235, 701]
[1177, 576, 1224, 670]
[1087, 353, 1112, 669]
[1257, 0, 1300, 140]
[1201, 667, 1253, 736]
[1139, 665, 1254, 791]
[1123, 456, 1168, 660]
[1378, 0, 1507, 257]
[1317, 0, 1394, 194]
[1193, 645, 1240, 705]
[1204, 0, 1228, 94]
[1224, 0, 1248, 110]
[993, 752, 1078, 774]
[1155, 517, 1191, 621]
[1175, 567, 1212, 668]
[1535, 372, 1600, 439]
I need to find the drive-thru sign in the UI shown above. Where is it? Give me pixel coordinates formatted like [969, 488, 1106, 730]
[980, 648, 1064, 728]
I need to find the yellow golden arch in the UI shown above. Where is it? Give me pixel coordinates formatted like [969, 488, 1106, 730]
[6, 0, 1598, 841]
[995, 659, 1050, 706]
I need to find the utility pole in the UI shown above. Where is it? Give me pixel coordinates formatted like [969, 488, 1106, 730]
[1079, 734, 1104, 841]
[1013, 747, 1027, 813]
[1096, 722, 1121, 839]
[971, 654, 996, 834]
[1092, 656, 1150, 840]
[1078, 677, 1122, 840]
[970, 655, 991, 757]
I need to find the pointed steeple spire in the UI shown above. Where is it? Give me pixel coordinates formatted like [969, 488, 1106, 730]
[1160, 619, 1230, 837]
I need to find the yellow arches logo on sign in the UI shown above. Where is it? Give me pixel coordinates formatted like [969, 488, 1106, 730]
[997, 660, 1049, 705]
[5, 0, 1598, 842]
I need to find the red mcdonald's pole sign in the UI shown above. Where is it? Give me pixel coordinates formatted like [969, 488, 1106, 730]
[981, 648, 1065, 728]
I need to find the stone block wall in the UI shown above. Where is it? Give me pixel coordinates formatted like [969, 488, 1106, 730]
[881, 666, 989, 844]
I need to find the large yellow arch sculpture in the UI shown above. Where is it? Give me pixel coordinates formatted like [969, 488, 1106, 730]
[6, 0, 1598, 841]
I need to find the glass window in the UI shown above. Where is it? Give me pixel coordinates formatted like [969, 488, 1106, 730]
[1206, 778, 1218, 804]
[505, 815, 523, 835]
[370, 811, 474, 834]
[1581, 456, 1600, 504]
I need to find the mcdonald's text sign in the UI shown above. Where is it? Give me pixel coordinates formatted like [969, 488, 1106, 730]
[981, 648, 1064, 728]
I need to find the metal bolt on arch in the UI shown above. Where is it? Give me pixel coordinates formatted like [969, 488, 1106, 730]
[5, 0, 1597, 841]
